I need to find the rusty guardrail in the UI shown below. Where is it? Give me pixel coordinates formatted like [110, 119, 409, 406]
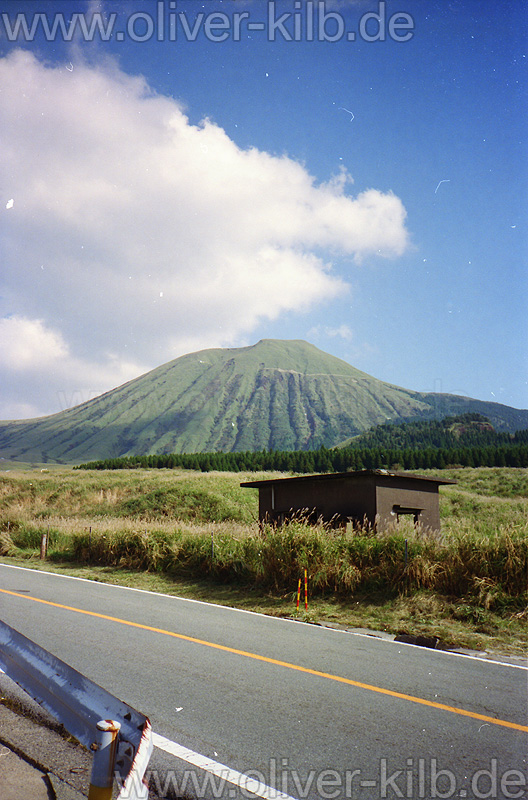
[0, 620, 152, 800]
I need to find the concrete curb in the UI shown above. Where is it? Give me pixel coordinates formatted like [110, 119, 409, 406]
[0, 705, 90, 799]
[0, 672, 163, 799]
[0, 742, 53, 800]
[0, 671, 91, 799]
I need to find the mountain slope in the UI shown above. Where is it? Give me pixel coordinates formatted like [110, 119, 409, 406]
[336, 413, 525, 451]
[1, 339, 527, 463]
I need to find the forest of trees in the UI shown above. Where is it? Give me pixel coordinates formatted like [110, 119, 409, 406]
[76, 414, 528, 473]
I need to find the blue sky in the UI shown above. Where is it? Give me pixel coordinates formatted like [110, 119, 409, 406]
[0, 0, 526, 419]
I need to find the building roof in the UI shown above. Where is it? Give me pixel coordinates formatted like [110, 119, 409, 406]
[241, 469, 457, 489]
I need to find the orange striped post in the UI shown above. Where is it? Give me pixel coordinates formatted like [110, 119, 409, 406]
[296, 578, 301, 610]
[304, 569, 308, 610]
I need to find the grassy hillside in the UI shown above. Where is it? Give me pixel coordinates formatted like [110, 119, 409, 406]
[1, 340, 527, 463]
[1, 466, 526, 655]
[76, 413, 528, 472]
[338, 413, 528, 451]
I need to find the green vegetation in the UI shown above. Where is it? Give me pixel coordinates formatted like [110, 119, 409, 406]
[1, 341, 527, 464]
[77, 414, 528, 472]
[341, 412, 524, 448]
[1, 466, 527, 656]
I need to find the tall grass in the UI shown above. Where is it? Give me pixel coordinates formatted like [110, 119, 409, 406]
[1, 467, 527, 611]
[55, 517, 526, 608]
[0, 468, 264, 523]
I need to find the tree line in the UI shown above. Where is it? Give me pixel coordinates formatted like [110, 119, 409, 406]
[76, 417, 528, 473]
[348, 413, 527, 450]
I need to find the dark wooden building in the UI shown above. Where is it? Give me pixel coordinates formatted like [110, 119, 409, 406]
[241, 470, 455, 532]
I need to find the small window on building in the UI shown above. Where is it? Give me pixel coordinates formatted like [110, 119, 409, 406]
[393, 505, 422, 525]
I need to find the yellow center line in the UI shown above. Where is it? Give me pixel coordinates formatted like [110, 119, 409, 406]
[2, 588, 527, 733]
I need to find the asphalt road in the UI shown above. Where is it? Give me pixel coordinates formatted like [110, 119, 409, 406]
[1, 564, 527, 800]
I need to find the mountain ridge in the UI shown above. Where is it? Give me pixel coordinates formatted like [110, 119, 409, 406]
[1, 339, 526, 463]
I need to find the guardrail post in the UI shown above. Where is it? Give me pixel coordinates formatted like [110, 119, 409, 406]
[89, 719, 121, 800]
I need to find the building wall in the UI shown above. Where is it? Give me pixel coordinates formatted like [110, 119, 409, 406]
[256, 474, 443, 532]
[258, 476, 376, 526]
[375, 477, 441, 531]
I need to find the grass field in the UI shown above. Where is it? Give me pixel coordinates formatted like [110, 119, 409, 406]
[1, 466, 526, 656]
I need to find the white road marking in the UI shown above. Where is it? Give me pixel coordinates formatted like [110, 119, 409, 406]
[0, 664, 296, 798]
[1, 565, 526, 670]
[152, 732, 298, 800]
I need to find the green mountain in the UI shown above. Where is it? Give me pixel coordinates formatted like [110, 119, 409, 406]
[338, 413, 525, 451]
[1, 339, 527, 464]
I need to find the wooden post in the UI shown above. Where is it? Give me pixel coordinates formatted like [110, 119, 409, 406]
[40, 529, 48, 560]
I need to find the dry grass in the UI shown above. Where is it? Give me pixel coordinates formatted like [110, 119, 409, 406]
[1, 466, 527, 655]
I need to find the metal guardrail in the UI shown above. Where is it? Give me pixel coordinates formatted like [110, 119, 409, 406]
[0, 620, 152, 800]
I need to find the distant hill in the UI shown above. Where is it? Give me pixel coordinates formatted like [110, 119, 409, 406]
[337, 413, 526, 451]
[1, 339, 527, 464]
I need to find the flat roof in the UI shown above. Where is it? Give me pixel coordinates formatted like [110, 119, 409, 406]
[241, 469, 457, 489]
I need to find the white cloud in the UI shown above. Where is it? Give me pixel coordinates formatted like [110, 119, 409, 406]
[0, 317, 68, 371]
[325, 324, 355, 341]
[307, 323, 355, 343]
[0, 49, 409, 417]
[0, 316, 145, 419]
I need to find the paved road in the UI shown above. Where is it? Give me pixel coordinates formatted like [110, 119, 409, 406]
[1, 564, 526, 800]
